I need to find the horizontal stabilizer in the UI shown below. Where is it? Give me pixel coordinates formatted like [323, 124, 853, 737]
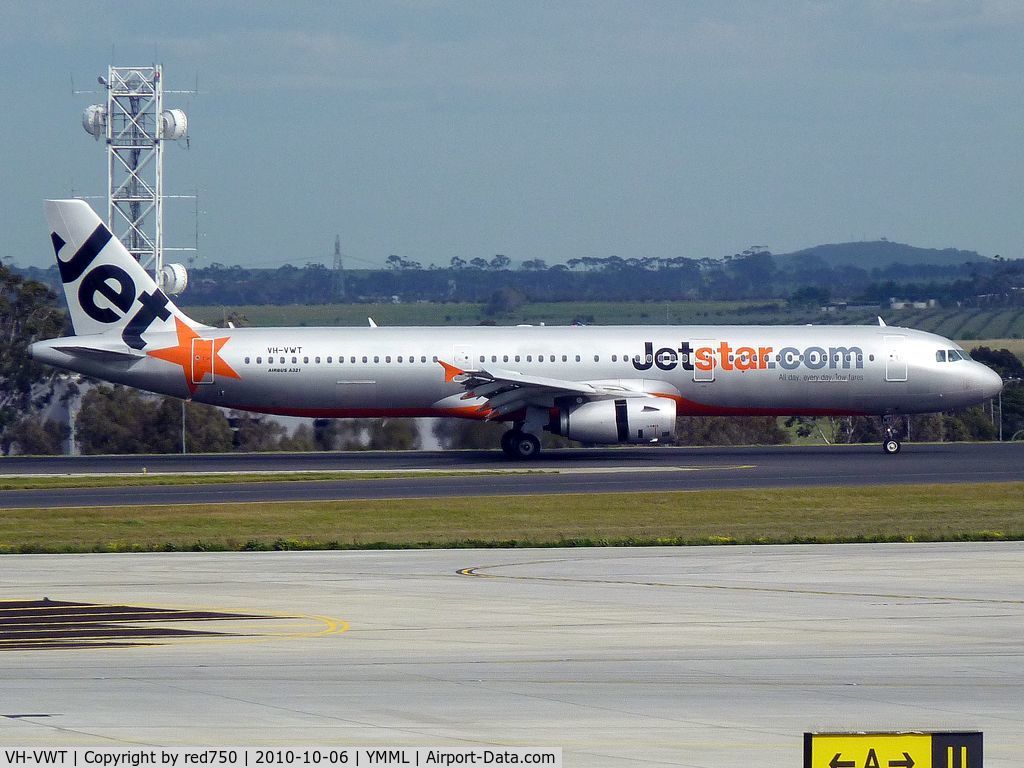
[50, 344, 146, 361]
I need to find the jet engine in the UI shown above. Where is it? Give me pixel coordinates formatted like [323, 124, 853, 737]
[549, 397, 676, 444]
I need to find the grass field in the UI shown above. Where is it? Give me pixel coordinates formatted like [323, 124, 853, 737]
[972, 338, 1024, 358]
[0, 470, 516, 491]
[1, 482, 1021, 554]
[188, 301, 1024, 340]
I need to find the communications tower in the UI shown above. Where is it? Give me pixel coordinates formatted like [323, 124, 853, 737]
[81, 65, 191, 294]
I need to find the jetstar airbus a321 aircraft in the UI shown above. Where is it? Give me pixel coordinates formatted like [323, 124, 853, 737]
[31, 200, 1003, 458]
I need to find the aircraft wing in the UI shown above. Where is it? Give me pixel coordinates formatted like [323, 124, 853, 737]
[440, 360, 654, 419]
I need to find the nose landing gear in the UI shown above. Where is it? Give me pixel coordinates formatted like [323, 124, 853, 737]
[882, 416, 902, 455]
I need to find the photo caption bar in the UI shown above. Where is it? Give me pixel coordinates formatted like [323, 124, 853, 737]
[0, 748, 563, 768]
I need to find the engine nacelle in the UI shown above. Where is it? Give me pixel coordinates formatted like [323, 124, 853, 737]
[549, 397, 677, 445]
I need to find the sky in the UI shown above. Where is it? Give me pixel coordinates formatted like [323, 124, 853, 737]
[1, 0, 1022, 271]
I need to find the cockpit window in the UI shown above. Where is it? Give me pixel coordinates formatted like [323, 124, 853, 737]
[935, 350, 947, 362]
[947, 349, 964, 362]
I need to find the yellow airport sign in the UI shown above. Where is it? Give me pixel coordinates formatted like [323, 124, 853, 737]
[804, 731, 982, 768]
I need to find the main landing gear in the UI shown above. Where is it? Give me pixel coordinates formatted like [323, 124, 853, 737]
[501, 429, 541, 460]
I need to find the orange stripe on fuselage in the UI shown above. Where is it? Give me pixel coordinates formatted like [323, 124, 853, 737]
[654, 392, 870, 417]
[218, 405, 496, 420]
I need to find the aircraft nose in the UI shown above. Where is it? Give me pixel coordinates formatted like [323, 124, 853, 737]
[976, 365, 1003, 399]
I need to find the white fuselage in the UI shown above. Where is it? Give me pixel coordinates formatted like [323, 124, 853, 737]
[32, 323, 1004, 420]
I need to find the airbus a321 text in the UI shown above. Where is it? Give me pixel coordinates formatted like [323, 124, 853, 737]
[31, 200, 1003, 458]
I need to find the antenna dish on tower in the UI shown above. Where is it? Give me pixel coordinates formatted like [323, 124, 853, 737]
[159, 262, 189, 295]
[82, 104, 106, 139]
[78, 65, 197, 286]
[160, 108, 188, 140]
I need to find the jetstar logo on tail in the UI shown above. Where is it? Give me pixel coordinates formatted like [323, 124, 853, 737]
[147, 317, 241, 393]
[53, 225, 173, 349]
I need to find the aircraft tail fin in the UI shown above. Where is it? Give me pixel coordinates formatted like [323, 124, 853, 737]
[45, 199, 203, 348]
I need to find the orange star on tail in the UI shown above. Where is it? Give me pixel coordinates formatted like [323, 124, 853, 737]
[146, 316, 240, 394]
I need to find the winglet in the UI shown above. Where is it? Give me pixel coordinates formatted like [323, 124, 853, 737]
[878, 316, 887, 327]
[438, 360, 465, 383]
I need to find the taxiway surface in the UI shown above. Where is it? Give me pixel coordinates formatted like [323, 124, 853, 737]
[1, 545, 1022, 766]
[1, 443, 1021, 509]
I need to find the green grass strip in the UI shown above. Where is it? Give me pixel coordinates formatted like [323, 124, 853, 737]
[0, 470, 514, 491]
[1, 482, 1022, 554]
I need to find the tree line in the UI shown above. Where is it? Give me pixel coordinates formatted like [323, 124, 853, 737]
[15, 249, 1023, 309]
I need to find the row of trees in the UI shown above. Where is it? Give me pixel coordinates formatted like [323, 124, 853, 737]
[0, 264, 66, 452]
[65, 386, 423, 455]
[8, 382, 1007, 456]
[15, 249, 1020, 308]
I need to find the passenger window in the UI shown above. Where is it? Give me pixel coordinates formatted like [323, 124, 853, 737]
[292, 357, 298, 364]
[575, 355, 581, 362]
[245, 356, 251, 364]
[503, 355, 509, 362]
[303, 356, 309, 364]
[479, 356, 485, 363]
[562, 355, 567, 362]
[327, 356, 332, 363]
[256, 356, 262, 364]
[936, 350, 947, 362]
[612, 355, 618, 362]
[362, 356, 368, 363]
[594, 355, 600, 362]
[526, 355, 532, 362]
[280, 357, 285, 364]
[515, 355, 521, 362]
[374, 356, 380, 363]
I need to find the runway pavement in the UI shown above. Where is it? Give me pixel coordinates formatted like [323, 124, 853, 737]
[1, 544, 1022, 766]
[1, 442, 1022, 508]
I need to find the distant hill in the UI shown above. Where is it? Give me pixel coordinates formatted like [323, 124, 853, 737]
[774, 240, 990, 271]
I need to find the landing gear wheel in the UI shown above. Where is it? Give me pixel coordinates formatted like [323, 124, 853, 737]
[883, 438, 901, 455]
[500, 429, 517, 456]
[502, 431, 541, 460]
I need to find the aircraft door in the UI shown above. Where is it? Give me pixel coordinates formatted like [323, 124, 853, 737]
[191, 338, 215, 385]
[884, 335, 907, 382]
[453, 345, 473, 369]
[692, 340, 715, 382]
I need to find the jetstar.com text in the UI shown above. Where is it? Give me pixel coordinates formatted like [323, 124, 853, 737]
[632, 341, 865, 373]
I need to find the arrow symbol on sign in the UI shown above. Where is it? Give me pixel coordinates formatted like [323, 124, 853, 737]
[888, 754, 915, 768]
[830, 755, 855, 768]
